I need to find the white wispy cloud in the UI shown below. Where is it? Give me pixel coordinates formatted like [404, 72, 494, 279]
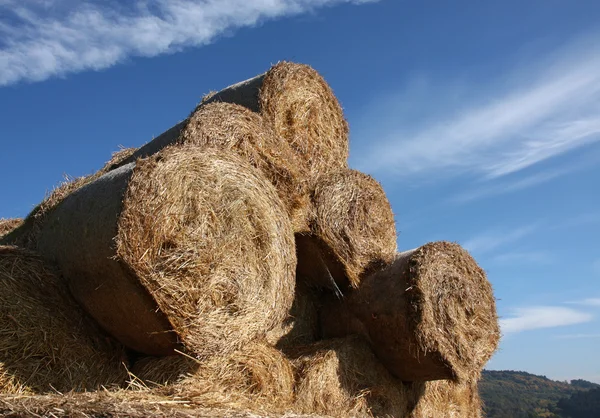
[491, 251, 551, 264]
[462, 224, 538, 255]
[500, 306, 593, 334]
[0, 0, 376, 86]
[554, 333, 600, 339]
[353, 33, 600, 181]
[567, 298, 600, 307]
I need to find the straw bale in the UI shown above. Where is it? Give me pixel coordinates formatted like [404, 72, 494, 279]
[321, 242, 500, 382]
[409, 380, 482, 418]
[0, 219, 21, 238]
[132, 341, 295, 412]
[0, 246, 127, 394]
[299, 169, 397, 289]
[290, 336, 412, 417]
[259, 62, 349, 184]
[179, 102, 310, 232]
[35, 146, 296, 357]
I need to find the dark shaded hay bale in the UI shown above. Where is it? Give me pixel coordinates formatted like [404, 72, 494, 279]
[36, 146, 296, 357]
[132, 341, 295, 413]
[299, 169, 397, 289]
[259, 62, 349, 184]
[0, 219, 21, 238]
[321, 242, 500, 382]
[0, 246, 127, 394]
[266, 282, 320, 349]
[179, 102, 310, 232]
[101, 146, 138, 173]
[290, 336, 413, 417]
[409, 380, 482, 418]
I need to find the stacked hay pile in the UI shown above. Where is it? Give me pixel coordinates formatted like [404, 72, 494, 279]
[0, 62, 500, 418]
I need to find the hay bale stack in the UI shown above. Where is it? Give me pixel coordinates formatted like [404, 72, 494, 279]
[35, 146, 296, 357]
[118, 62, 348, 186]
[290, 336, 412, 417]
[179, 102, 310, 232]
[132, 341, 295, 412]
[297, 169, 397, 290]
[410, 380, 482, 418]
[0, 219, 21, 238]
[321, 242, 500, 382]
[0, 246, 127, 394]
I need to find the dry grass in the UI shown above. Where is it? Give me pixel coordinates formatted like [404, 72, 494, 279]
[179, 102, 310, 232]
[301, 169, 397, 289]
[290, 336, 413, 418]
[0, 219, 21, 238]
[117, 145, 297, 357]
[260, 62, 349, 185]
[409, 380, 482, 418]
[100, 146, 138, 173]
[0, 246, 128, 394]
[132, 341, 295, 413]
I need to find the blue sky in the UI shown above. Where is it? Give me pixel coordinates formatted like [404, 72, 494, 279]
[1, 0, 599, 383]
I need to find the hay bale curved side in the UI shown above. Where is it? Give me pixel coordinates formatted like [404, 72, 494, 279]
[290, 336, 412, 418]
[0, 246, 127, 394]
[132, 341, 294, 412]
[321, 242, 500, 382]
[260, 62, 349, 183]
[179, 102, 310, 233]
[36, 146, 296, 357]
[409, 380, 482, 418]
[300, 169, 397, 289]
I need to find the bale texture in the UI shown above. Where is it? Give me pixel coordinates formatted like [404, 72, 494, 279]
[132, 341, 295, 412]
[117, 62, 348, 187]
[321, 242, 500, 382]
[0, 246, 127, 394]
[410, 380, 482, 418]
[35, 146, 296, 358]
[179, 102, 310, 232]
[259, 62, 349, 184]
[300, 169, 397, 289]
[290, 336, 412, 417]
[0, 219, 21, 238]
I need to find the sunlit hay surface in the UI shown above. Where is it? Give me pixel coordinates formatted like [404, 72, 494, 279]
[0, 219, 22, 239]
[132, 341, 295, 413]
[290, 336, 412, 418]
[117, 146, 297, 358]
[409, 380, 482, 418]
[310, 169, 397, 288]
[260, 62, 349, 185]
[405, 242, 500, 383]
[100, 146, 138, 173]
[0, 246, 127, 394]
[179, 102, 310, 233]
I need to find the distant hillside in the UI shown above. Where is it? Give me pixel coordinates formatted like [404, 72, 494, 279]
[479, 370, 599, 418]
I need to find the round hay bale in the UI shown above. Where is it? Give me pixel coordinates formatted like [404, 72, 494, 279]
[321, 242, 500, 382]
[0, 219, 22, 238]
[0, 246, 127, 394]
[36, 146, 296, 358]
[132, 341, 295, 412]
[409, 380, 482, 418]
[118, 61, 349, 186]
[299, 169, 397, 289]
[179, 102, 310, 232]
[290, 336, 411, 418]
[259, 62, 349, 184]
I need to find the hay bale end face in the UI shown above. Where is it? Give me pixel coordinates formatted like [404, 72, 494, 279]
[409, 380, 482, 418]
[0, 246, 127, 394]
[179, 102, 310, 233]
[299, 169, 397, 289]
[322, 242, 500, 382]
[36, 146, 297, 358]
